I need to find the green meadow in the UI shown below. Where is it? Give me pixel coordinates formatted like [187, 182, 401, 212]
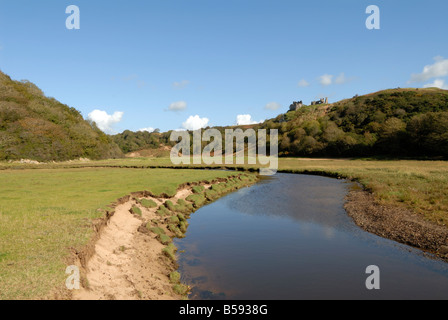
[28, 156, 447, 225]
[0, 167, 237, 300]
[15, 156, 446, 225]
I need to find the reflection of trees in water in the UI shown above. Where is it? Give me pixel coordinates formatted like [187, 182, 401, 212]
[176, 240, 242, 300]
[177, 256, 230, 300]
[190, 287, 226, 300]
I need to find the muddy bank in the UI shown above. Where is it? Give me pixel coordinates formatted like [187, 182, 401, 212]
[344, 187, 448, 261]
[66, 173, 257, 300]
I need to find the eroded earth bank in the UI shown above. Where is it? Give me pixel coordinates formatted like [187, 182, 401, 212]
[70, 173, 258, 300]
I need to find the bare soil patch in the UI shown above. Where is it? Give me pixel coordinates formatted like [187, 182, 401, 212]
[72, 188, 194, 300]
[69, 175, 257, 300]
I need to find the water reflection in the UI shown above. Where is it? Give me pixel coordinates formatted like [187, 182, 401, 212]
[175, 173, 448, 300]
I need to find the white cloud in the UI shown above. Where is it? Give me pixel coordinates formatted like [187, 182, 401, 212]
[87, 110, 123, 134]
[334, 72, 353, 85]
[410, 56, 448, 83]
[167, 101, 187, 112]
[319, 74, 333, 86]
[182, 115, 209, 131]
[139, 127, 155, 133]
[297, 79, 310, 87]
[236, 114, 263, 126]
[172, 80, 190, 89]
[264, 102, 282, 111]
[319, 73, 353, 86]
[423, 79, 448, 90]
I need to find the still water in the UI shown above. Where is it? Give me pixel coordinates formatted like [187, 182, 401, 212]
[175, 173, 448, 300]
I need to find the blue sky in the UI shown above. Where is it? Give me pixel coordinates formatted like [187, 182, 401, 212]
[0, 0, 447, 134]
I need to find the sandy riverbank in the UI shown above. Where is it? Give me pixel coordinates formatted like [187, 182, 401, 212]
[68, 174, 257, 300]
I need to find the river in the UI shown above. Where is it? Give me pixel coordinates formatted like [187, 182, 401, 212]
[175, 173, 448, 300]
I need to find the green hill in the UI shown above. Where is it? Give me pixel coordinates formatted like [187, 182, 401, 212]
[259, 88, 448, 158]
[111, 130, 174, 155]
[6, 68, 445, 162]
[0, 71, 123, 162]
[112, 87, 448, 159]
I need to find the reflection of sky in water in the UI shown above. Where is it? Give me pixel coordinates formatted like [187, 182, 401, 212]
[175, 173, 448, 300]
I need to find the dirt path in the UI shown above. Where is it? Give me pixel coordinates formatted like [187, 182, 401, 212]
[72, 188, 193, 300]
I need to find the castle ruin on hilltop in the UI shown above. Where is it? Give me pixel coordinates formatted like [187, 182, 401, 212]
[311, 97, 328, 105]
[289, 101, 303, 111]
[289, 97, 328, 111]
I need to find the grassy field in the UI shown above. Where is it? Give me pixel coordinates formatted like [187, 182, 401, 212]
[3, 157, 448, 224]
[1, 156, 448, 299]
[14, 156, 445, 225]
[0, 167, 239, 300]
